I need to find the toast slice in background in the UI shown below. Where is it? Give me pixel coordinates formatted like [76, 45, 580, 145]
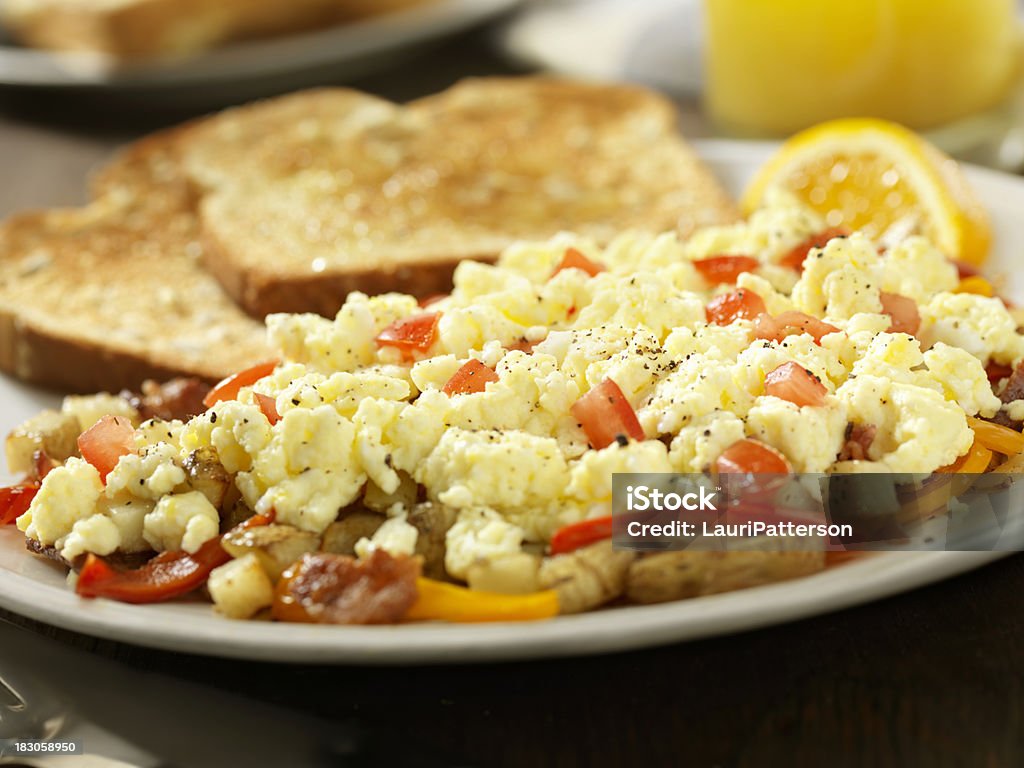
[0, 77, 737, 392]
[0, 128, 272, 393]
[181, 78, 740, 318]
[1, 0, 430, 59]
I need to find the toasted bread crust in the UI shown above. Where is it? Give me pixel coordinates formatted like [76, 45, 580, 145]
[0, 128, 271, 392]
[201, 228, 488, 318]
[0, 78, 738, 392]
[0, 313, 207, 393]
[179, 79, 739, 318]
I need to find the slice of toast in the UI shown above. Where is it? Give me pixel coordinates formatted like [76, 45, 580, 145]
[0, 127, 272, 393]
[1, 0, 430, 59]
[181, 79, 740, 318]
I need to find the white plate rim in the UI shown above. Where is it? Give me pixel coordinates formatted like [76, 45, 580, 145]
[0, 532, 1007, 664]
[0, 0, 522, 88]
[0, 139, 1020, 664]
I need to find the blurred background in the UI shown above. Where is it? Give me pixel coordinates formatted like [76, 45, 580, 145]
[2, 0, 1024, 216]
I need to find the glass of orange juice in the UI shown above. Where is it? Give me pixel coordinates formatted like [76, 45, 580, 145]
[705, 0, 1022, 137]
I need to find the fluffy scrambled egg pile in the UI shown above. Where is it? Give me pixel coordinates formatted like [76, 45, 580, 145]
[17, 192, 1022, 582]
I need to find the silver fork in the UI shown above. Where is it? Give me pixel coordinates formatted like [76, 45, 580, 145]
[0, 620, 165, 768]
[0, 665, 67, 744]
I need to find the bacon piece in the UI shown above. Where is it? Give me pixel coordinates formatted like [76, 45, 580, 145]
[838, 424, 877, 462]
[998, 362, 1024, 405]
[988, 361, 1024, 429]
[273, 551, 421, 625]
[121, 378, 211, 422]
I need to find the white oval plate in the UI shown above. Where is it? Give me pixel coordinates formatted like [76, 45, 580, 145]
[0, 0, 520, 88]
[0, 141, 1018, 664]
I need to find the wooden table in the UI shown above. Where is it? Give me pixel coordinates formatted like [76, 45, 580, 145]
[1, 26, 1021, 768]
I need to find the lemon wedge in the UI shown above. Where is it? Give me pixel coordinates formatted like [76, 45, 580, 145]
[742, 118, 992, 266]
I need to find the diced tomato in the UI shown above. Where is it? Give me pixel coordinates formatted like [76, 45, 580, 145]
[705, 289, 767, 326]
[375, 312, 440, 360]
[552, 247, 604, 278]
[570, 379, 645, 450]
[76, 513, 272, 604]
[254, 392, 280, 425]
[779, 227, 851, 271]
[203, 360, 279, 408]
[442, 359, 499, 396]
[77, 415, 136, 482]
[986, 361, 1014, 385]
[419, 293, 448, 308]
[754, 311, 840, 344]
[879, 292, 920, 336]
[0, 483, 38, 526]
[549, 515, 614, 555]
[693, 255, 759, 285]
[506, 338, 541, 354]
[764, 362, 827, 407]
[714, 439, 791, 475]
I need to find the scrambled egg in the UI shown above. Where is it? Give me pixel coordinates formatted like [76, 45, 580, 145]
[17, 193, 1021, 571]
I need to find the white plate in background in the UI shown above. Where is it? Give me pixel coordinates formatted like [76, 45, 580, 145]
[0, 0, 520, 94]
[0, 141, 1018, 664]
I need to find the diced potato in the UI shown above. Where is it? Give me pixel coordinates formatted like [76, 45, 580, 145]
[219, 489, 250, 532]
[407, 502, 456, 579]
[538, 540, 635, 614]
[183, 447, 230, 509]
[6, 409, 80, 475]
[221, 524, 321, 581]
[626, 550, 825, 604]
[466, 552, 541, 595]
[62, 393, 138, 432]
[321, 512, 385, 556]
[208, 554, 274, 619]
[363, 471, 418, 513]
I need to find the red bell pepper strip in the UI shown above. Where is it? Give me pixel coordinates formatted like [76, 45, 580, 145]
[549, 515, 614, 555]
[75, 512, 273, 604]
[203, 361, 279, 409]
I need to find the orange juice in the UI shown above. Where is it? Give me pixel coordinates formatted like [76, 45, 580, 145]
[705, 0, 1021, 136]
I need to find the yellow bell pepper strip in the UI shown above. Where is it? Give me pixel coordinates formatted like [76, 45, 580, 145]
[967, 417, 1024, 455]
[938, 439, 993, 474]
[405, 578, 559, 623]
[954, 276, 995, 297]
